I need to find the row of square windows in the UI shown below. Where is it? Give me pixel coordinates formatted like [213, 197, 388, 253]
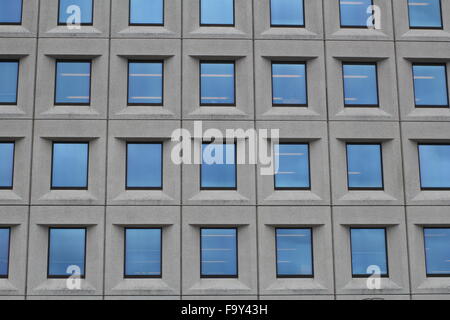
[0, 0, 445, 29]
[0, 226, 448, 279]
[1, 60, 449, 108]
[0, 141, 449, 190]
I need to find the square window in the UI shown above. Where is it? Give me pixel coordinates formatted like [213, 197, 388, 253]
[0, 0, 22, 24]
[272, 63, 307, 106]
[126, 143, 162, 190]
[201, 143, 236, 190]
[350, 228, 388, 277]
[48, 228, 86, 278]
[418, 144, 450, 190]
[200, 62, 235, 106]
[0, 143, 14, 189]
[276, 228, 313, 278]
[412, 64, 449, 107]
[343, 63, 379, 107]
[346, 144, 383, 190]
[274, 143, 310, 190]
[270, 0, 304, 27]
[51, 142, 89, 190]
[424, 228, 450, 277]
[339, 0, 373, 28]
[0, 61, 19, 105]
[55, 61, 92, 105]
[200, 0, 234, 26]
[128, 61, 164, 106]
[408, 0, 443, 29]
[201, 228, 238, 278]
[58, 0, 93, 25]
[124, 228, 162, 278]
[129, 0, 164, 25]
[0, 228, 10, 278]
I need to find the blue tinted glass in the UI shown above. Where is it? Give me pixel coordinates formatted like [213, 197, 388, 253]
[424, 228, 450, 276]
[0, 228, 9, 277]
[201, 229, 237, 277]
[274, 144, 310, 189]
[52, 143, 89, 189]
[200, 0, 234, 25]
[200, 63, 235, 105]
[55, 62, 91, 105]
[413, 65, 448, 107]
[59, 0, 93, 24]
[128, 62, 163, 105]
[127, 143, 162, 189]
[125, 229, 161, 277]
[130, 0, 164, 25]
[272, 63, 307, 105]
[201, 144, 236, 189]
[0, 143, 14, 189]
[419, 145, 450, 189]
[340, 0, 372, 27]
[48, 228, 86, 277]
[0, 0, 22, 23]
[343, 64, 378, 106]
[347, 144, 383, 189]
[0, 62, 19, 104]
[270, 0, 304, 26]
[276, 229, 313, 277]
[408, 0, 442, 28]
[351, 228, 388, 276]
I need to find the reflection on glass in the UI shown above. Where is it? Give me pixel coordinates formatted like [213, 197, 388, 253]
[272, 63, 307, 106]
[274, 144, 310, 189]
[48, 228, 86, 277]
[130, 0, 164, 25]
[201, 143, 236, 189]
[343, 63, 378, 106]
[424, 228, 450, 276]
[347, 144, 383, 189]
[59, 0, 93, 24]
[276, 229, 313, 277]
[270, 0, 304, 26]
[200, 62, 235, 105]
[200, 0, 234, 25]
[339, 0, 373, 27]
[0, 143, 14, 189]
[408, 0, 442, 28]
[0, 61, 19, 104]
[127, 143, 162, 189]
[413, 65, 448, 107]
[0, 228, 10, 277]
[55, 61, 91, 105]
[351, 228, 388, 277]
[419, 145, 450, 189]
[128, 62, 163, 105]
[201, 228, 237, 277]
[52, 143, 89, 189]
[125, 228, 161, 277]
[0, 0, 22, 24]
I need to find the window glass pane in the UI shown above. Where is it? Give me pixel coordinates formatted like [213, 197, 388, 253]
[0, 61, 19, 104]
[52, 143, 89, 189]
[0, 143, 14, 189]
[413, 65, 448, 107]
[276, 229, 313, 277]
[201, 229, 237, 277]
[0, 0, 22, 24]
[408, 0, 442, 28]
[127, 143, 162, 189]
[128, 62, 163, 105]
[419, 145, 450, 189]
[343, 64, 378, 106]
[272, 63, 307, 105]
[0, 228, 9, 277]
[59, 0, 93, 24]
[270, 0, 304, 26]
[200, 62, 235, 105]
[351, 228, 388, 276]
[424, 228, 450, 276]
[347, 144, 383, 189]
[200, 0, 234, 25]
[130, 0, 164, 25]
[125, 229, 161, 277]
[55, 61, 91, 105]
[48, 228, 86, 277]
[201, 143, 236, 189]
[340, 0, 372, 27]
[274, 144, 310, 189]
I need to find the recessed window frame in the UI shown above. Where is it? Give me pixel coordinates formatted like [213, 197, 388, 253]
[50, 141, 90, 191]
[200, 227, 239, 279]
[273, 142, 311, 191]
[54, 60, 93, 106]
[127, 60, 164, 107]
[350, 227, 389, 279]
[123, 227, 163, 279]
[407, 0, 444, 30]
[0, 60, 20, 106]
[0, 141, 15, 190]
[125, 141, 163, 191]
[269, 0, 305, 28]
[0, 227, 11, 279]
[271, 61, 308, 107]
[57, 0, 94, 26]
[338, 0, 374, 29]
[418, 143, 450, 191]
[423, 227, 450, 278]
[346, 142, 385, 191]
[275, 227, 314, 279]
[128, 0, 165, 26]
[412, 63, 449, 109]
[199, 60, 236, 107]
[342, 62, 380, 108]
[199, 0, 235, 27]
[0, 0, 23, 25]
[47, 227, 87, 279]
